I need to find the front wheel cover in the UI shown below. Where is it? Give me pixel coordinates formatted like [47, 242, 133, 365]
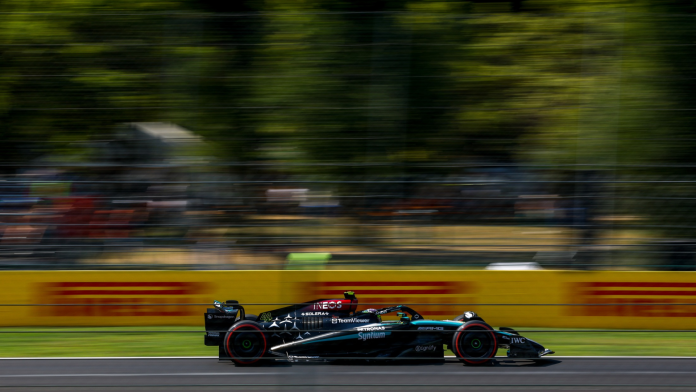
[452, 321, 498, 365]
[224, 320, 268, 366]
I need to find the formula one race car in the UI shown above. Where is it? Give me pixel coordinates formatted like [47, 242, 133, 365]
[204, 291, 554, 366]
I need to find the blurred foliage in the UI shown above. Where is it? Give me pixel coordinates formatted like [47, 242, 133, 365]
[0, 1, 695, 191]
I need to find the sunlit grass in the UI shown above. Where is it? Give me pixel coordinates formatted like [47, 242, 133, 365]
[0, 327, 209, 357]
[2, 327, 695, 357]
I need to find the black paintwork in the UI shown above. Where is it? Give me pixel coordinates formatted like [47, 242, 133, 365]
[203, 292, 552, 361]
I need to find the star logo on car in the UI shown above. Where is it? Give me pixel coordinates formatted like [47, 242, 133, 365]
[269, 317, 280, 329]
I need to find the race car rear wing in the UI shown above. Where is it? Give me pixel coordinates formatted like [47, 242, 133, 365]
[204, 300, 245, 347]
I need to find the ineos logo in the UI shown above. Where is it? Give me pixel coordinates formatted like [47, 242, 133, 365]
[314, 301, 343, 310]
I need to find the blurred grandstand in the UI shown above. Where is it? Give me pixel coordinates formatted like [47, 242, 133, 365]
[0, 144, 684, 270]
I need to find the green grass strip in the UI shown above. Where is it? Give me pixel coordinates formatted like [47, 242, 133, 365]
[1, 327, 695, 357]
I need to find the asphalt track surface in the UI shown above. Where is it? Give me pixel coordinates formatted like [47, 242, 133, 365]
[1, 357, 696, 391]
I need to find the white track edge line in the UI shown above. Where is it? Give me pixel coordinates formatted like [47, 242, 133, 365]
[1, 355, 696, 360]
[0, 356, 218, 360]
[1, 371, 696, 378]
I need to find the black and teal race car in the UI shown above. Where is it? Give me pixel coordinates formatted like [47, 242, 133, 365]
[204, 291, 554, 366]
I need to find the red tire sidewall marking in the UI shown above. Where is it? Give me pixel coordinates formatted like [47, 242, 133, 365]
[225, 323, 267, 365]
[455, 323, 497, 365]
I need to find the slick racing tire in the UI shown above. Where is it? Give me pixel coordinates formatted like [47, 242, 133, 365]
[224, 320, 268, 366]
[452, 320, 498, 366]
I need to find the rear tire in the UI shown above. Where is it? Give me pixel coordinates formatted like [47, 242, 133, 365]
[224, 320, 268, 366]
[452, 320, 498, 366]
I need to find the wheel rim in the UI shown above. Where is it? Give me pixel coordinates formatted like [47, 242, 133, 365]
[457, 326, 495, 360]
[471, 339, 482, 349]
[226, 324, 266, 364]
[232, 329, 263, 357]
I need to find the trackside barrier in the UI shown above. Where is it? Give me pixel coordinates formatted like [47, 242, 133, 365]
[1, 270, 696, 328]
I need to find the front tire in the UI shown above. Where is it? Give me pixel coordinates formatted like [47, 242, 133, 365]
[224, 320, 268, 366]
[452, 320, 498, 366]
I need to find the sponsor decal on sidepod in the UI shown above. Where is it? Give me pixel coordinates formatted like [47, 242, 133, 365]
[302, 312, 329, 316]
[313, 301, 345, 310]
[357, 326, 385, 331]
[332, 318, 370, 324]
[288, 355, 320, 359]
[358, 331, 386, 341]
